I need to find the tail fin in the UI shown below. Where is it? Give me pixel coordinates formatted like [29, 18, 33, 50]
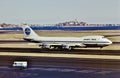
[22, 24, 39, 40]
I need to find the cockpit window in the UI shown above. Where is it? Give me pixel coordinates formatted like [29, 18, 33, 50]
[102, 36, 105, 38]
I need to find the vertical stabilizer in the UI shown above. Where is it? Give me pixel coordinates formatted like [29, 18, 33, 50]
[22, 24, 39, 40]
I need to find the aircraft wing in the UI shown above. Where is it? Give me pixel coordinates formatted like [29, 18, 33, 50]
[40, 43, 86, 50]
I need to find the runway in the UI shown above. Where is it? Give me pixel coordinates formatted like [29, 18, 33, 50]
[0, 37, 120, 77]
[0, 55, 120, 78]
[0, 64, 120, 78]
[0, 40, 120, 68]
[0, 47, 120, 55]
[0, 46, 120, 69]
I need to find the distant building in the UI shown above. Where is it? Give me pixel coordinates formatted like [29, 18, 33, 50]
[0, 23, 19, 28]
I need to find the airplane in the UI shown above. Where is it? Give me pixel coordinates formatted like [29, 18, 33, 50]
[22, 24, 112, 50]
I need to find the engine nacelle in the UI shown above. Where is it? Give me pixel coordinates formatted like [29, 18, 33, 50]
[62, 45, 72, 50]
[42, 44, 54, 49]
[43, 45, 50, 48]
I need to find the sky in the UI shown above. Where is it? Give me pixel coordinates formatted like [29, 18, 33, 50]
[0, 0, 120, 24]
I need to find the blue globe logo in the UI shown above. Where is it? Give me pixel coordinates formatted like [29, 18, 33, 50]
[25, 28, 31, 35]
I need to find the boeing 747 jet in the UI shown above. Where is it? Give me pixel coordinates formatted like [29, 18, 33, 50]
[22, 24, 112, 50]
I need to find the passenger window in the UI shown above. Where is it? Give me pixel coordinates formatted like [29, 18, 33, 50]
[92, 39, 96, 40]
[84, 39, 90, 40]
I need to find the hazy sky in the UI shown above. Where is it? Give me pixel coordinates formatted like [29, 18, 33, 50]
[0, 0, 120, 24]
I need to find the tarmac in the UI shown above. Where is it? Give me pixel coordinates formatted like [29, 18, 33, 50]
[0, 30, 120, 78]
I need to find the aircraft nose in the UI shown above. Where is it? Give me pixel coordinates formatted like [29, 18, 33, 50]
[108, 40, 112, 45]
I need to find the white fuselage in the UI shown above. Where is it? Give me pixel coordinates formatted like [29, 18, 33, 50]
[25, 35, 112, 47]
